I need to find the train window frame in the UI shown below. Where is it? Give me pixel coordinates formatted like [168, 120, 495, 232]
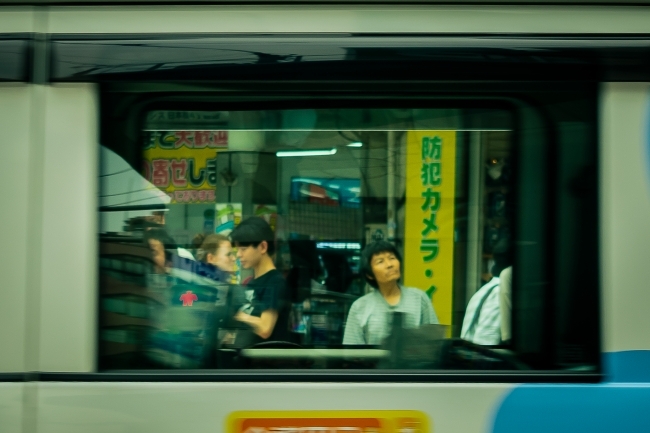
[96, 81, 600, 382]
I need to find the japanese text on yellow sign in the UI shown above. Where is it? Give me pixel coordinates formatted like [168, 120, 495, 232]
[404, 131, 456, 326]
[143, 131, 227, 204]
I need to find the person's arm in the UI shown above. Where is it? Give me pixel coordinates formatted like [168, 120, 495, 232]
[499, 267, 512, 342]
[342, 302, 365, 345]
[419, 289, 440, 324]
[235, 310, 279, 340]
[236, 273, 287, 340]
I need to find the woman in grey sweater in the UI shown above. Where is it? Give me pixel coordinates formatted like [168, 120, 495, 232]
[343, 240, 439, 345]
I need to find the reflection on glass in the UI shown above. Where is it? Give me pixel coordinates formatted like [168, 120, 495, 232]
[98, 107, 523, 371]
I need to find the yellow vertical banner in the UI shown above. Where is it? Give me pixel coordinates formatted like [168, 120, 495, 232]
[403, 131, 456, 326]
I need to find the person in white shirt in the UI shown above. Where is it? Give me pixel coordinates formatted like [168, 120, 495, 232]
[461, 276, 502, 345]
[498, 266, 512, 342]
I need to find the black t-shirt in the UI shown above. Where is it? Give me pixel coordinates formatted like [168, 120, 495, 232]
[244, 269, 291, 342]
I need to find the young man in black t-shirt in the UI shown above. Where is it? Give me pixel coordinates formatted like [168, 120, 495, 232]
[230, 217, 290, 342]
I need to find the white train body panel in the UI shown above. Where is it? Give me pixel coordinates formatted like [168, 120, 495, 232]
[1, 5, 650, 433]
[601, 82, 650, 355]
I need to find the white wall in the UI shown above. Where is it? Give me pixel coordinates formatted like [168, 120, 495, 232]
[600, 82, 650, 352]
[0, 383, 23, 433]
[36, 382, 510, 433]
[0, 85, 32, 372]
[45, 5, 650, 35]
[36, 85, 99, 372]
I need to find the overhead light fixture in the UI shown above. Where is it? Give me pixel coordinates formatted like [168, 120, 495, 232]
[347, 142, 363, 148]
[276, 148, 337, 157]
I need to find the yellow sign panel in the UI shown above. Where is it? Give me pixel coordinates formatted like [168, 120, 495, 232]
[143, 131, 227, 204]
[226, 410, 430, 433]
[403, 131, 456, 326]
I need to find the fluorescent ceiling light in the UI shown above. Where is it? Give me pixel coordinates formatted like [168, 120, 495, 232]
[316, 242, 362, 250]
[276, 148, 337, 157]
[347, 142, 363, 148]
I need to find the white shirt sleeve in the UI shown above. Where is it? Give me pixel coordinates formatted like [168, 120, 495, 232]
[499, 266, 512, 341]
[419, 290, 440, 325]
[461, 278, 501, 344]
[472, 287, 501, 345]
[461, 292, 480, 340]
[342, 301, 365, 345]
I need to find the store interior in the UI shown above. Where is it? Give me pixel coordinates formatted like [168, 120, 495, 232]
[98, 107, 514, 368]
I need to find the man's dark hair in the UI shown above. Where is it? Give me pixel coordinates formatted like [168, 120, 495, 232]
[230, 217, 276, 256]
[143, 228, 176, 249]
[491, 252, 512, 278]
[143, 228, 177, 261]
[360, 240, 402, 289]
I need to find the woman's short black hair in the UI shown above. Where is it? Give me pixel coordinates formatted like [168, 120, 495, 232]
[360, 240, 402, 289]
[230, 216, 276, 256]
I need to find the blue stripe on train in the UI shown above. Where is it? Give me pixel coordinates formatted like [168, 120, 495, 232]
[604, 350, 650, 383]
[491, 351, 650, 433]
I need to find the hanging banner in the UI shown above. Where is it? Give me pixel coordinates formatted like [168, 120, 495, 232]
[143, 131, 227, 204]
[226, 410, 430, 433]
[403, 131, 456, 326]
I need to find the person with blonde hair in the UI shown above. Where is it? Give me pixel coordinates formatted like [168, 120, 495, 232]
[198, 233, 237, 274]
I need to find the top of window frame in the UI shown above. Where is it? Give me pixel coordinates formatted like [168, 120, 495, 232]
[48, 34, 650, 82]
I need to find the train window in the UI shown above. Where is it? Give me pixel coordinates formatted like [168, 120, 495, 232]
[98, 90, 598, 376]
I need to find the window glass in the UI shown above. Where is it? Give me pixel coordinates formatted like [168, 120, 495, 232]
[98, 101, 596, 373]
